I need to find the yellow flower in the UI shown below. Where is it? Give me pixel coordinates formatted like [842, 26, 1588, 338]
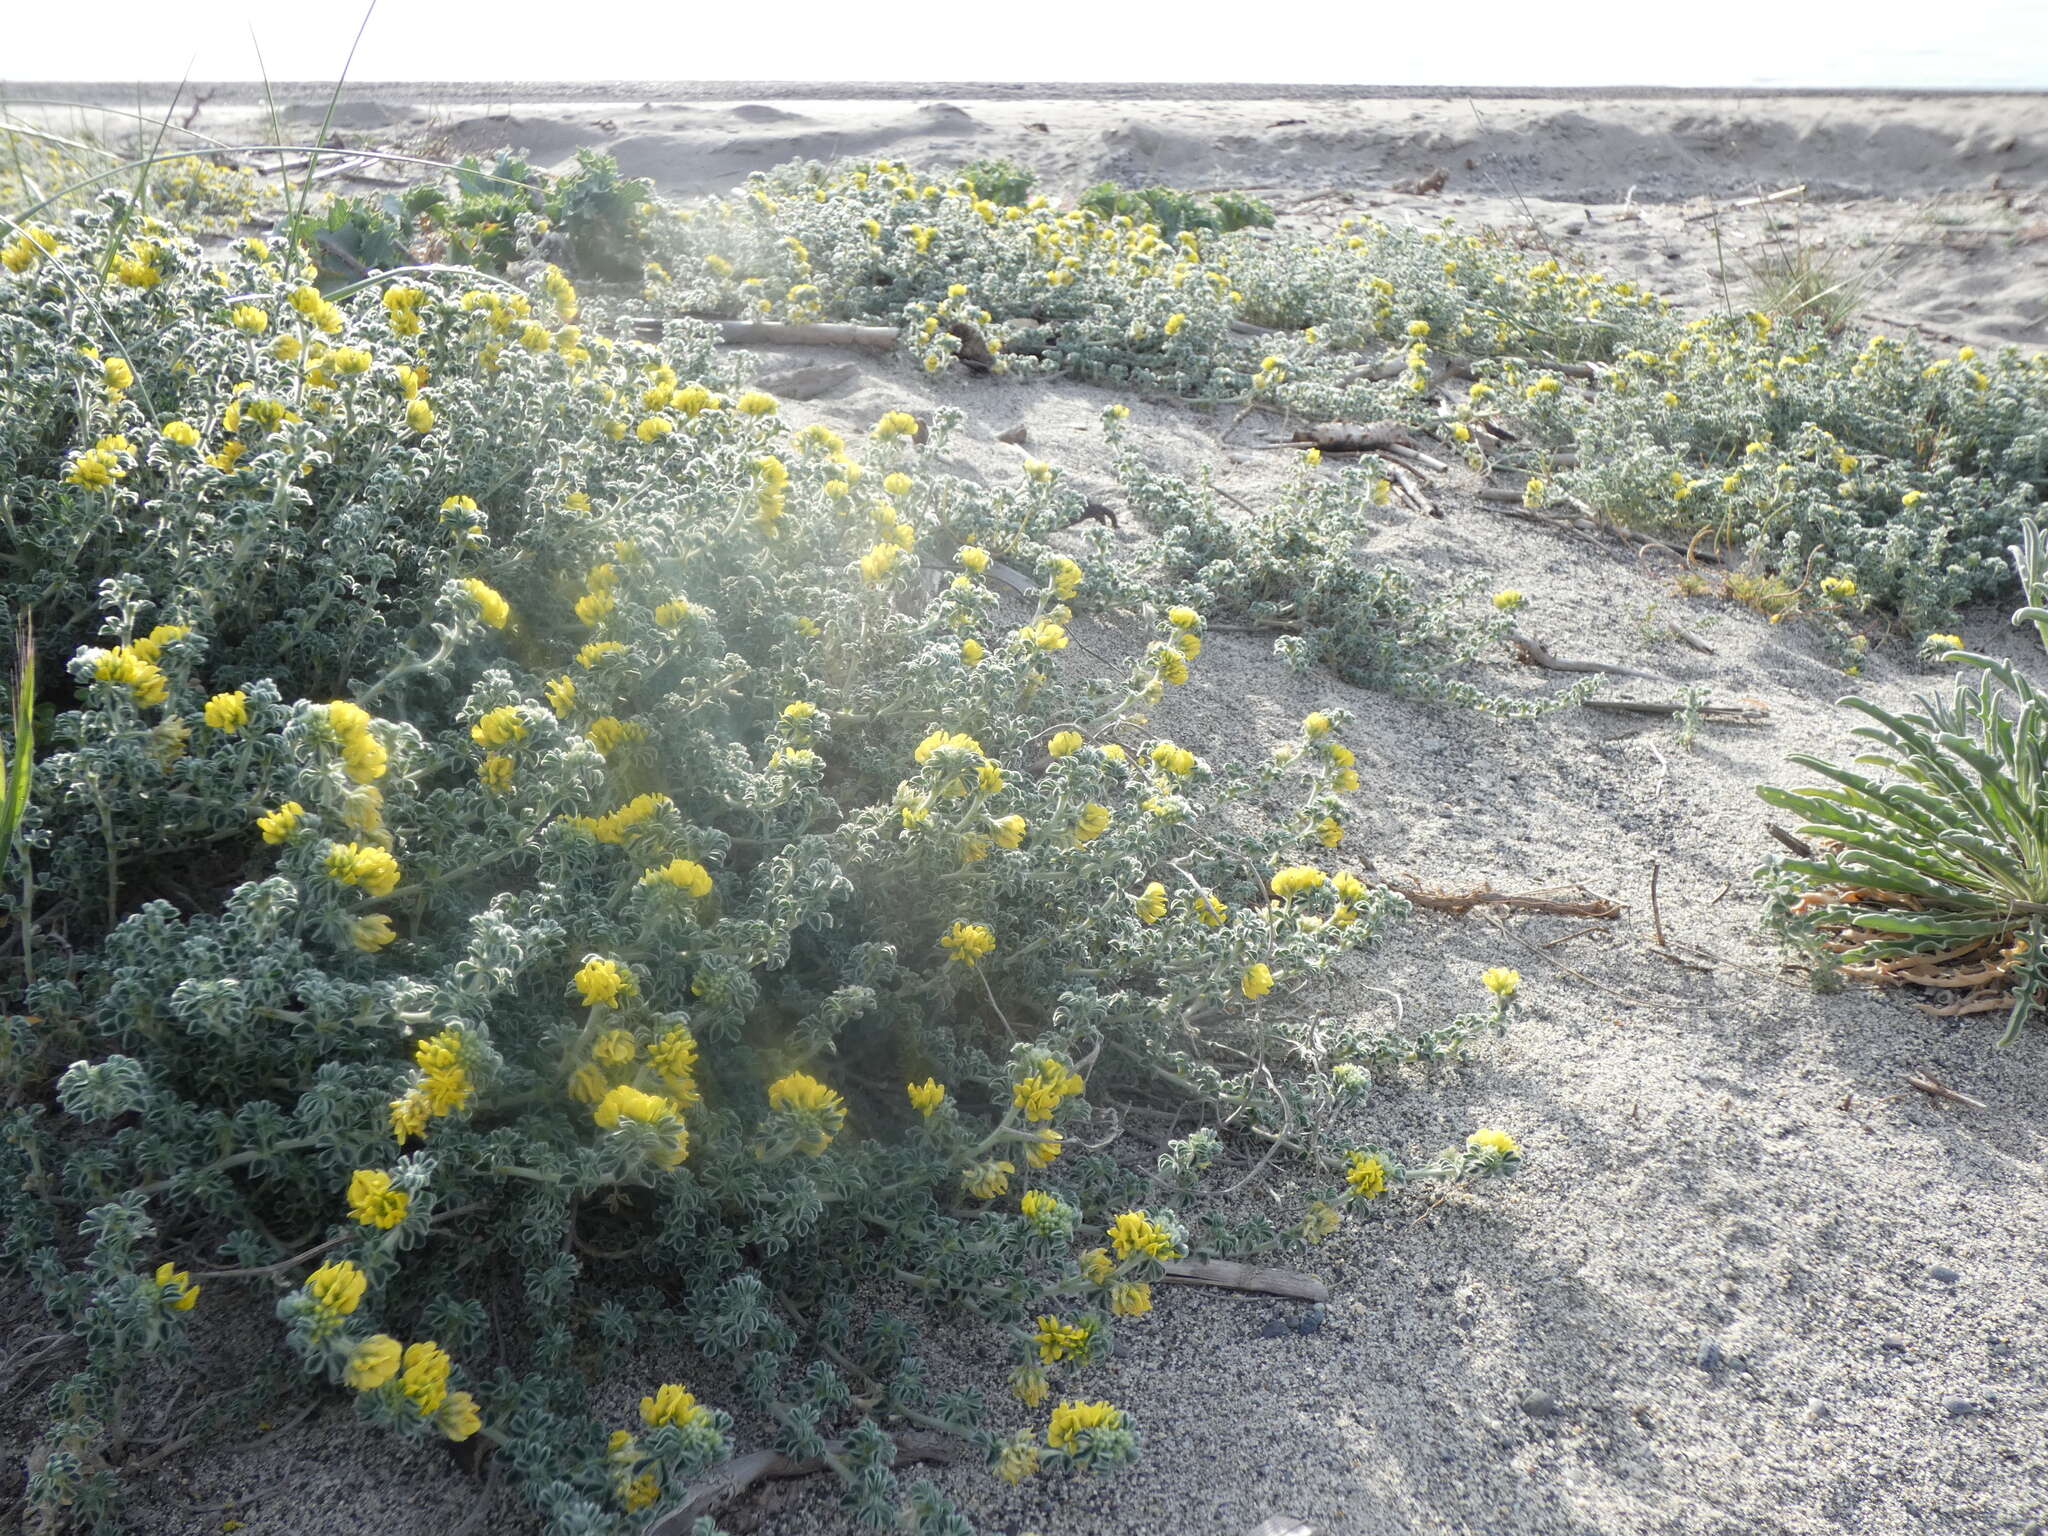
[874, 411, 920, 440]
[1109, 1281, 1152, 1316]
[940, 921, 996, 965]
[437, 1391, 481, 1442]
[102, 356, 135, 392]
[574, 957, 632, 1008]
[349, 913, 398, 952]
[154, 1261, 200, 1311]
[860, 543, 904, 583]
[461, 578, 510, 630]
[1047, 557, 1082, 601]
[1034, 1314, 1090, 1363]
[907, 1078, 946, 1117]
[345, 1334, 401, 1390]
[592, 1028, 639, 1067]
[90, 646, 165, 704]
[1019, 620, 1068, 651]
[257, 801, 303, 845]
[1345, 1150, 1389, 1199]
[1154, 648, 1189, 685]
[1134, 881, 1168, 924]
[767, 1072, 848, 1154]
[203, 691, 249, 733]
[407, 398, 435, 434]
[1149, 741, 1196, 777]
[400, 1340, 450, 1415]
[479, 754, 513, 792]
[1492, 589, 1524, 611]
[653, 599, 693, 628]
[1926, 633, 1964, 653]
[960, 637, 985, 665]
[545, 675, 576, 717]
[1011, 1365, 1050, 1407]
[593, 1082, 671, 1129]
[1241, 963, 1274, 1000]
[347, 1168, 410, 1229]
[737, 388, 777, 416]
[470, 706, 525, 748]
[962, 1158, 1016, 1199]
[641, 858, 713, 897]
[1071, 802, 1111, 845]
[1047, 730, 1084, 758]
[957, 545, 992, 573]
[991, 814, 1028, 849]
[1315, 816, 1344, 848]
[640, 1383, 709, 1430]
[162, 419, 201, 448]
[1163, 312, 1186, 336]
[306, 1260, 367, 1318]
[1480, 967, 1520, 1000]
[1271, 866, 1325, 900]
[1468, 1127, 1519, 1156]
[1047, 1399, 1124, 1451]
[325, 842, 401, 898]
[1107, 1210, 1179, 1261]
[1024, 1128, 1062, 1168]
[1190, 893, 1227, 928]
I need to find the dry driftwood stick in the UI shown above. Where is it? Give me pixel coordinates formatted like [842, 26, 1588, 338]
[1382, 882, 1622, 919]
[1249, 1520, 1319, 1536]
[1648, 860, 1669, 948]
[1583, 698, 1772, 726]
[1511, 631, 1665, 685]
[1685, 183, 1807, 222]
[630, 316, 898, 350]
[653, 1431, 964, 1532]
[1904, 1073, 1987, 1111]
[1766, 822, 1815, 858]
[1160, 1258, 1330, 1303]
[1288, 420, 1439, 457]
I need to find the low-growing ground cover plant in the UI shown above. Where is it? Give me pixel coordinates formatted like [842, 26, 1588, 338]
[0, 198, 1526, 1535]
[1758, 522, 2048, 1046]
[627, 157, 2047, 629]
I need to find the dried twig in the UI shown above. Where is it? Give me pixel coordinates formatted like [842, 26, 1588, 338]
[1511, 631, 1665, 685]
[631, 317, 898, 350]
[1583, 698, 1772, 726]
[1648, 860, 1668, 948]
[1766, 823, 1815, 859]
[1160, 1258, 1329, 1303]
[1684, 183, 1807, 223]
[1382, 881, 1621, 919]
[1904, 1073, 1987, 1110]
[652, 1431, 965, 1532]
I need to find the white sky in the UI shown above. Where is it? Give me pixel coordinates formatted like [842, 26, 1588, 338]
[3, 0, 2046, 89]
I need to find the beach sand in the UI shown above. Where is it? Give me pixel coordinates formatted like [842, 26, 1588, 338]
[7, 84, 2045, 1536]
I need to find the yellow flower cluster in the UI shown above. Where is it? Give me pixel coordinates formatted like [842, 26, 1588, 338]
[568, 792, 671, 845]
[203, 691, 249, 732]
[575, 956, 634, 1008]
[391, 1029, 473, 1144]
[461, 577, 511, 629]
[346, 1168, 410, 1228]
[1033, 1314, 1090, 1363]
[1012, 1058, 1084, 1122]
[326, 700, 389, 784]
[940, 921, 996, 965]
[766, 1071, 848, 1155]
[1047, 1399, 1123, 1451]
[1107, 1210, 1180, 1261]
[640, 857, 713, 897]
[1345, 1150, 1389, 1199]
[907, 1078, 946, 1116]
[154, 1261, 200, 1311]
[325, 842, 401, 898]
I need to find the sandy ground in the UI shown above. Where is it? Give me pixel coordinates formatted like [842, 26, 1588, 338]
[5, 87, 2046, 1536]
